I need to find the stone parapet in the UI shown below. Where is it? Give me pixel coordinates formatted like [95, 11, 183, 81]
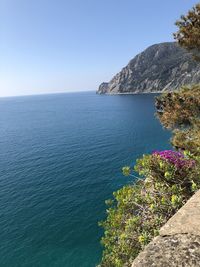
[132, 190, 200, 267]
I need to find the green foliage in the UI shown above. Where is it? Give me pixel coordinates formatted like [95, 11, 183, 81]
[99, 151, 200, 267]
[155, 84, 200, 156]
[122, 166, 131, 176]
[155, 85, 200, 129]
[174, 3, 200, 60]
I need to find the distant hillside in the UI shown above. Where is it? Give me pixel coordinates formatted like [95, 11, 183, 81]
[97, 42, 200, 94]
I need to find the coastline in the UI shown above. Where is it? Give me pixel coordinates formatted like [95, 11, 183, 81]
[97, 91, 163, 95]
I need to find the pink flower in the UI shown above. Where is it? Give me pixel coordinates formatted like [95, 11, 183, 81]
[153, 150, 195, 168]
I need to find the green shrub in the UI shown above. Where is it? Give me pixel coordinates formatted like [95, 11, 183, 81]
[99, 150, 200, 267]
[174, 3, 200, 60]
[155, 84, 200, 156]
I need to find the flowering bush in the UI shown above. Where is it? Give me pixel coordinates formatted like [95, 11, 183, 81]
[152, 150, 195, 168]
[135, 150, 200, 197]
[99, 150, 200, 267]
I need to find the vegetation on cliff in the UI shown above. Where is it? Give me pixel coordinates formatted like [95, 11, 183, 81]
[99, 3, 200, 267]
[156, 84, 200, 156]
[99, 149, 200, 267]
[174, 3, 200, 61]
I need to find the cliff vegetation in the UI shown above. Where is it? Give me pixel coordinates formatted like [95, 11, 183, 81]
[98, 3, 200, 267]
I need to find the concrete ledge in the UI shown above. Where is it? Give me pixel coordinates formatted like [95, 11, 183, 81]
[132, 190, 200, 267]
[160, 189, 200, 237]
[132, 234, 200, 267]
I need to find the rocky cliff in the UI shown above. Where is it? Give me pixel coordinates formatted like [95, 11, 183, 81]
[97, 42, 200, 94]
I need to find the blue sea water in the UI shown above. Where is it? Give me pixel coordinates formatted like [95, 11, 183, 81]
[0, 92, 170, 267]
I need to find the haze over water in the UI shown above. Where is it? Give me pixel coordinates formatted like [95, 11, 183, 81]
[0, 92, 170, 266]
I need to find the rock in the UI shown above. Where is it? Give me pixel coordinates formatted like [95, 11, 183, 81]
[131, 190, 200, 267]
[97, 82, 109, 94]
[97, 42, 200, 94]
[132, 234, 200, 267]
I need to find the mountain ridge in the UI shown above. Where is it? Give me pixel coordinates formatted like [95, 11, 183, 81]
[97, 42, 200, 94]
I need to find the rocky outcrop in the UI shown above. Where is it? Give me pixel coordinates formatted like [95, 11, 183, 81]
[131, 189, 200, 267]
[97, 42, 200, 94]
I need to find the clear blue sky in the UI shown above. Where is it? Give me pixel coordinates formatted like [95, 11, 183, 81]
[0, 0, 198, 97]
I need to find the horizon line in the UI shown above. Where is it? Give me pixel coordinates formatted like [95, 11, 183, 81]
[0, 89, 96, 99]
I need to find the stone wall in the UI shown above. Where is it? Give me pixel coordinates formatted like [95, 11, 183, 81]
[132, 190, 200, 267]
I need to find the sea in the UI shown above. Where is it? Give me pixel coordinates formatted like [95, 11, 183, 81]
[0, 92, 170, 267]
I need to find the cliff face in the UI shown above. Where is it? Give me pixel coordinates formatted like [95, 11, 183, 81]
[97, 42, 200, 94]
